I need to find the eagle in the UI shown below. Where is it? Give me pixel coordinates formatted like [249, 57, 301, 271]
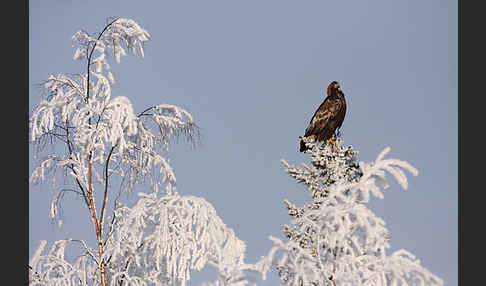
[299, 81, 347, 152]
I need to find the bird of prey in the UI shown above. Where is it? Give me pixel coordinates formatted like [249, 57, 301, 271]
[299, 81, 347, 152]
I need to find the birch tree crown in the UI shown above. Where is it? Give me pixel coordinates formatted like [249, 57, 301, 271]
[30, 17, 200, 199]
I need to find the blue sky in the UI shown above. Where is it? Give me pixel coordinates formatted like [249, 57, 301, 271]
[29, 1, 457, 285]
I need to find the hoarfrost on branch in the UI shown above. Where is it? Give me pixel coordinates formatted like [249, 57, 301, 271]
[29, 17, 199, 198]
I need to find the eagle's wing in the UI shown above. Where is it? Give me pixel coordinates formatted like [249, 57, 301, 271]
[336, 92, 346, 129]
[304, 96, 343, 137]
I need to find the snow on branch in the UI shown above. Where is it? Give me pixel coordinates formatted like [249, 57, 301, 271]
[29, 240, 99, 286]
[72, 17, 150, 81]
[283, 140, 418, 204]
[382, 250, 444, 286]
[102, 194, 251, 286]
[30, 17, 199, 201]
[30, 193, 268, 286]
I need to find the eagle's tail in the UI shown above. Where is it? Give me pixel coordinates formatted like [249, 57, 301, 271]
[299, 138, 308, 152]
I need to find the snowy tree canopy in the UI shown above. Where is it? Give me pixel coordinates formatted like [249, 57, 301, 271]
[255, 138, 444, 286]
[29, 193, 264, 286]
[30, 17, 199, 207]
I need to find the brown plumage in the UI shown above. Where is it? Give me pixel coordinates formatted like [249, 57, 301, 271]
[299, 81, 347, 152]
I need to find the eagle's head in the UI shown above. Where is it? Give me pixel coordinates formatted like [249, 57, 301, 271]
[327, 81, 341, 96]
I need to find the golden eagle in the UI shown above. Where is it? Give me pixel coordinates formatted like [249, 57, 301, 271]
[300, 81, 347, 152]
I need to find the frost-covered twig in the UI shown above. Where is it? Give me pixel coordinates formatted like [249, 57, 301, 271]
[104, 194, 248, 286]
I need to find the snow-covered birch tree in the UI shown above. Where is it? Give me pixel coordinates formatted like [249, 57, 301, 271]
[255, 137, 444, 286]
[29, 17, 263, 286]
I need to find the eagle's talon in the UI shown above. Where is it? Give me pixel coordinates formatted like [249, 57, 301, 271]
[328, 135, 335, 145]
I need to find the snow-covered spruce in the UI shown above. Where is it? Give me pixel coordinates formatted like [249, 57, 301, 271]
[258, 138, 444, 286]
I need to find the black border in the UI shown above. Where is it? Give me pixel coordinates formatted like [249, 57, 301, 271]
[6, 0, 28, 283]
[459, 0, 482, 284]
[24, 0, 29, 283]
